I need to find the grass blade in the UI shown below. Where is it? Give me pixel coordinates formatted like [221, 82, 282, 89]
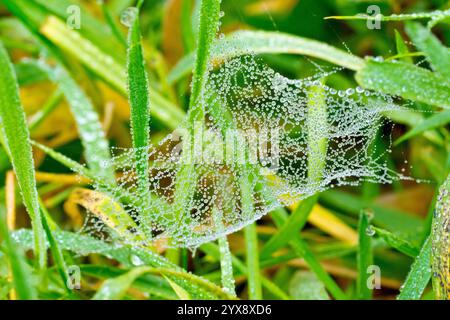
[212, 208, 235, 296]
[431, 175, 450, 299]
[244, 223, 263, 300]
[200, 243, 289, 300]
[395, 110, 450, 145]
[270, 208, 347, 300]
[397, 237, 432, 300]
[0, 207, 37, 300]
[357, 210, 373, 300]
[325, 10, 450, 22]
[126, 6, 152, 228]
[66, 188, 147, 245]
[39, 202, 69, 292]
[13, 229, 233, 299]
[93, 266, 233, 300]
[405, 22, 450, 79]
[80, 265, 177, 299]
[34, 61, 116, 184]
[260, 195, 318, 259]
[289, 271, 329, 300]
[374, 227, 420, 258]
[0, 42, 46, 270]
[395, 30, 412, 64]
[169, 30, 365, 83]
[356, 60, 450, 108]
[172, 0, 222, 242]
[181, 0, 195, 53]
[321, 190, 423, 234]
[93, 267, 151, 300]
[39, 16, 184, 129]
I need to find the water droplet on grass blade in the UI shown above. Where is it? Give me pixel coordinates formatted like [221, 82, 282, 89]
[365, 225, 375, 237]
[120, 7, 138, 27]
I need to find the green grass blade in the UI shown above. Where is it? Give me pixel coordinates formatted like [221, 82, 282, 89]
[181, 0, 195, 53]
[13, 229, 232, 299]
[395, 110, 450, 145]
[39, 16, 184, 129]
[431, 175, 450, 299]
[356, 60, 450, 108]
[39, 202, 69, 292]
[188, 0, 221, 113]
[260, 195, 318, 259]
[321, 190, 423, 234]
[200, 242, 290, 300]
[357, 210, 373, 300]
[244, 223, 263, 300]
[307, 80, 328, 184]
[80, 265, 177, 299]
[126, 7, 152, 227]
[374, 227, 420, 258]
[0, 42, 46, 270]
[172, 0, 222, 240]
[33, 60, 115, 184]
[217, 235, 235, 296]
[325, 10, 450, 22]
[0, 207, 37, 300]
[397, 237, 432, 300]
[395, 30, 413, 64]
[164, 276, 192, 300]
[261, 80, 328, 259]
[270, 208, 347, 300]
[212, 208, 235, 296]
[169, 30, 365, 83]
[405, 22, 450, 79]
[289, 271, 330, 300]
[93, 267, 152, 300]
[93, 266, 233, 300]
[101, 2, 127, 47]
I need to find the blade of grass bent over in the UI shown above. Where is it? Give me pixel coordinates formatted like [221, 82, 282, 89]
[0, 42, 46, 270]
[12, 228, 232, 299]
[93, 266, 234, 300]
[168, 30, 365, 84]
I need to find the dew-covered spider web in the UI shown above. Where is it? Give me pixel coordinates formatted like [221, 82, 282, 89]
[76, 50, 417, 248]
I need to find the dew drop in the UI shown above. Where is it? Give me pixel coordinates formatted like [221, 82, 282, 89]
[130, 254, 144, 266]
[120, 7, 138, 27]
[365, 225, 375, 237]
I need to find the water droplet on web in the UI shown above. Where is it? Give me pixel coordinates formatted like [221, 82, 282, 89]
[80, 47, 415, 248]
